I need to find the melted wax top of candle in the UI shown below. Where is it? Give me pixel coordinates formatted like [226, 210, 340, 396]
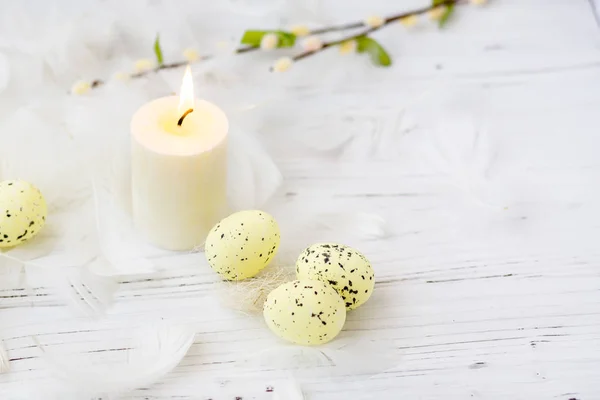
[131, 96, 228, 156]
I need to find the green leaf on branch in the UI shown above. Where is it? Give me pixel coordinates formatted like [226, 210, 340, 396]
[276, 31, 297, 47]
[356, 36, 392, 67]
[438, 4, 455, 28]
[240, 30, 296, 48]
[240, 31, 266, 46]
[154, 34, 164, 66]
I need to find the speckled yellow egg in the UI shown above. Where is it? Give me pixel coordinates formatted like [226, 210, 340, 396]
[263, 280, 346, 345]
[296, 243, 375, 310]
[205, 210, 280, 281]
[0, 180, 47, 248]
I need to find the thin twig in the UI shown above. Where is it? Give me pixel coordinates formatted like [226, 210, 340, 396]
[88, 58, 211, 89]
[310, 22, 363, 35]
[236, 45, 260, 54]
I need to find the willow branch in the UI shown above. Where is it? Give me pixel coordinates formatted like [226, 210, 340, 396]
[309, 22, 363, 35]
[235, 45, 260, 54]
[295, 0, 459, 35]
[88, 45, 262, 90]
[89, 59, 212, 89]
[82, 0, 464, 91]
[293, 0, 460, 63]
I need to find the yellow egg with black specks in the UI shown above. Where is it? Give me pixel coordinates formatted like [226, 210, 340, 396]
[205, 210, 280, 281]
[296, 243, 375, 310]
[264, 280, 346, 345]
[0, 180, 47, 248]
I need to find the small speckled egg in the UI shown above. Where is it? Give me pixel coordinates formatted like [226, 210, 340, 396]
[263, 280, 346, 345]
[0, 180, 47, 248]
[205, 210, 280, 281]
[296, 243, 375, 310]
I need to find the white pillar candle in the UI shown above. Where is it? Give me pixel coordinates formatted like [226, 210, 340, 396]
[131, 67, 228, 251]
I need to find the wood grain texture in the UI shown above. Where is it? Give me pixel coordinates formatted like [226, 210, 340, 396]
[2, 0, 600, 398]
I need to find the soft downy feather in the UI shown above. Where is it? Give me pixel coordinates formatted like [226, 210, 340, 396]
[227, 124, 283, 212]
[273, 378, 305, 400]
[236, 335, 398, 381]
[403, 85, 529, 244]
[0, 204, 119, 316]
[406, 85, 504, 208]
[0, 100, 119, 315]
[0, 247, 118, 316]
[66, 82, 171, 277]
[89, 180, 158, 276]
[271, 87, 431, 162]
[311, 212, 390, 241]
[34, 324, 196, 398]
[0, 51, 8, 94]
[276, 210, 391, 264]
[188, 65, 285, 213]
[49, 266, 118, 317]
[0, 340, 9, 373]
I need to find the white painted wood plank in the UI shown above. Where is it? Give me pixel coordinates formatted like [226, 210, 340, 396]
[1, 0, 600, 399]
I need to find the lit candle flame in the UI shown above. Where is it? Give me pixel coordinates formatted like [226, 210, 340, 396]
[178, 65, 195, 114]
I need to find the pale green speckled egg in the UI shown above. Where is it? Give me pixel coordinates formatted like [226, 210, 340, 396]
[263, 280, 346, 345]
[205, 210, 280, 281]
[0, 180, 47, 248]
[296, 243, 375, 310]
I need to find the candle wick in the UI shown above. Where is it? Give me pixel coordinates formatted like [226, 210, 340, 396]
[177, 108, 194, 126]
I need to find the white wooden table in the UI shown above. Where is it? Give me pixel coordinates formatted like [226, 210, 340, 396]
[1, 0, 600, 398]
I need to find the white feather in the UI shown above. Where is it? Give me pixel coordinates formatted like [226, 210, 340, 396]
[272, 211, 390, 268]
[0, 192, 96, 268]
[186, 67, 285, 212]
[0, 103, 87, 207]
[35, 324, 195, 397]
[406, 85, 505, 207]
[228, 125, 283, 211]
[0, 248, 117, 316]
[277, 88, 431, 162]
[273, 379, 304, 400]
[89, 180, 158, 276]
[313, 212, 390, 240]
[51, 267, 118, 317]
[0, 255, 28, 288]
[0, 98, 121, 315]
[0, 51, 8, 94]
[66, 84, 171, 277]
[0, 340, 9, 373]
[237, 336, 398, 380]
